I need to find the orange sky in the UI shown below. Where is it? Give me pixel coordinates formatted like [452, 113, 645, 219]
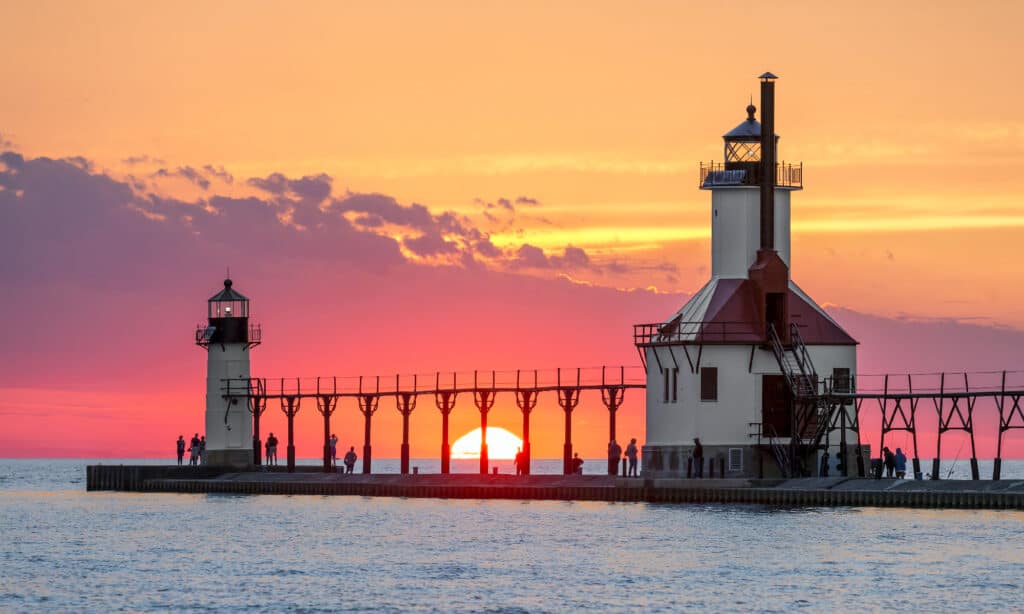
[2, 3, 1023, 458]
[3, 2, 1023, 325]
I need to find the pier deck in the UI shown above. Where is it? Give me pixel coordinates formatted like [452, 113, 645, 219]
[86, 466, 1024, 509]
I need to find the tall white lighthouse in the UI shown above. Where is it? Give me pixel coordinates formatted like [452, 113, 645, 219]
[635, 74, 858, 478]
[195, 278, 261, 467]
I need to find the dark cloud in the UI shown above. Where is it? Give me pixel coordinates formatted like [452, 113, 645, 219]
[0, 149, 616, 305]
[152, 166, 212, 190]
[333, 192, 436, 230]
[0, 153, 411, 295]
[561, 245, 590, 268]
[0, 133, 14, 150]
[203, 164, 234, 184]
[63, 156, 94, 173]
[122, 155, 166, 166]
[475, 195, 541, 216]
[247, 172, 332, 203]
[473, 238, 501, 259]
[606, 260, 679, 277]
[403, 231, 459, 257]
[512, 244, 594, 270]
[0, 151, 24, 172]
[514, 244, 551, 268]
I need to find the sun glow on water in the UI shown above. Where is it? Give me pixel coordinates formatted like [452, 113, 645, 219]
[450, 427, 522, 459]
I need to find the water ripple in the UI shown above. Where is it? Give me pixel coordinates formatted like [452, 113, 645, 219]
[1, 460, 1024, 612]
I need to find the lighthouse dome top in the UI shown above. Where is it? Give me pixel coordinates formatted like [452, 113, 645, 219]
[207, 278, 249, 319]
[209, 278, 248, 302]
[723, 104, 779, 142]
[720, 103, 780, 166]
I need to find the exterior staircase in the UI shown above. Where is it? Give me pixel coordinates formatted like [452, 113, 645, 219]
[767, 323, 826, 476]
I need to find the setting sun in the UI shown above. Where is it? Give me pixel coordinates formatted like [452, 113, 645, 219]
[450, 427, 523, 460]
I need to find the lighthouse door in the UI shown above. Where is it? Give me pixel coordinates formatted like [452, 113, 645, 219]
[765, 293, 787, 340]
[761, 374, 792, 437]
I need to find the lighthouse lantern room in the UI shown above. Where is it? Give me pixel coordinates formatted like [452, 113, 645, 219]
[195, 278, 261, 467]
[635, 74, 858, 478]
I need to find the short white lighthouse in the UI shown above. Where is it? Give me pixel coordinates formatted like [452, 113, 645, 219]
[635, 74, 857, 478]
[195, 278, 261, 466]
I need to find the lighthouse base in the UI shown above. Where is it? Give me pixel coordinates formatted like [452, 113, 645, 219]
[205, 449, 253, 468]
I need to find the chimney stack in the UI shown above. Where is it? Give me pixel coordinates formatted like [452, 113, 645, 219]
[758, 72, 777, 251]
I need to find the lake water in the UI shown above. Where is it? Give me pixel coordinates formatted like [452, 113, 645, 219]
[2, 459, 1023, 612]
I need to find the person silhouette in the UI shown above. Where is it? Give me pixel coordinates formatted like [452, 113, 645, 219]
[571, 452, 584, 474]
[343, 446, 357, 474]
[176, 435, 186, 466]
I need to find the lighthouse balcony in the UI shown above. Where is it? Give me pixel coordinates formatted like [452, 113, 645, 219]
[195, 322, 262, 348]
[633, 320, 761, 346]
[699, 161, 803, 189]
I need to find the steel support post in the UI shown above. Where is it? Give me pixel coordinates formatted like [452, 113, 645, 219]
[316, 388, 338, 473]
[932, 373, 945, 480]
[473, 371, 496, 475]
[601, 378, 625, 475]
[557, 368, 581, 475]
[995, 371, 1006, 480]
[515, 370, 539, 476]
[907, 376, 922, 480]
[435, 377, 457, 475]
[281, 394, 300, 473]
[395, 376, 417, 475]
[358, 395, 378, 474]
[247, 378, 267, 466]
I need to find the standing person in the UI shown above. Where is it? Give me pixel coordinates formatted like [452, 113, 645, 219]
[176, 435, 186, 466]
[264, 438, 271, 466]
[198, 436, 206, 465]
[266, 431, 278, 464]
[692, 438, 704, 478]
[883, 447, 896, 478]
[513, 447, 524, 475]
[608, 439, 622, 475]
[894, 448, 907, 479]
[571, 452, 584, 474]
[329, 434, 338, 470]
[189, 433, 200, 466]
[343, 446, 357, 474]
[625, 438, 639, 477]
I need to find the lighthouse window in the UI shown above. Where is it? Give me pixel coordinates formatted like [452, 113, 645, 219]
[832, 368, 851, 393]
[662, 367, 678, 403]
[700, 367, 718, 401]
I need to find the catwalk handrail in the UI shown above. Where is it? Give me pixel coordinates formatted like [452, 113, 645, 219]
[633, 321, 759, 344]
[221, 366, 647, 399]
[699, 161, 803, 189]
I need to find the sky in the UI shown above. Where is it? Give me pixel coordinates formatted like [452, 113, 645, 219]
[1, 2, 1023, 459]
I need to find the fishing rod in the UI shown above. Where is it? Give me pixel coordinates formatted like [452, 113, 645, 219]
[947, 438, 966, 479]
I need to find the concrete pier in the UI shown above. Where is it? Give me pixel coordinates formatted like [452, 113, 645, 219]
[86, 466, 1024, 509]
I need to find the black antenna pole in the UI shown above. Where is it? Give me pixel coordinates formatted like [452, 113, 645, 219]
[759, 72, 777, 251]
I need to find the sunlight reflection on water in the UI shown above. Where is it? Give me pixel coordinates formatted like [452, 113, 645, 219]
[1, 460, 1023, 612]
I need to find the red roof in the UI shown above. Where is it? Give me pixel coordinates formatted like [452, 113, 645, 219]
[667, 278, 856, 345]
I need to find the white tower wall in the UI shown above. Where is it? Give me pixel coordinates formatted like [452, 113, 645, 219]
[644, 343, 856, 475]
[204, 343, 252, 465]
[710, 187, 791, 278]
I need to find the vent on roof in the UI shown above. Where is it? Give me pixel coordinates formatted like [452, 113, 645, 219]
[728, 448, 743, 472]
